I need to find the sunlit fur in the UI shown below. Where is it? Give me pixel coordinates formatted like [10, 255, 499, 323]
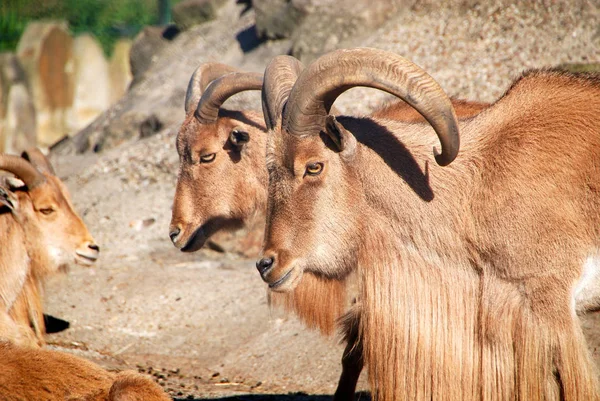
[171, 95, 489, 327]
[171, 88, 487, 400]
[171, 100, 348, 333]
[0, 342, 171, 401]
[263, 69, 600, 400]
[0, 158, 99, 347]
[171, 109, 268, 252]
[8, 275, 44, 346]
[372, 98, 489, 122]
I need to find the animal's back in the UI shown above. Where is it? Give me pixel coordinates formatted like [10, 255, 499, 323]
[0, 343, 171, 401]
[462, 70, 600, 277]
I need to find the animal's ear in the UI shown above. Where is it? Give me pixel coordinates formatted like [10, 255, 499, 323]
[229, 127, 250, 149]
[324, 115, 356, 159]
[0, 186, 18, 212]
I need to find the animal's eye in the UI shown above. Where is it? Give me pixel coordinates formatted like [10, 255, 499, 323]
[305, 162, 324, 176]
[39, 207, 55, 215]
[200, 153, 216, 163]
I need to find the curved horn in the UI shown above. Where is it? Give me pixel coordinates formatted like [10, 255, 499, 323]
[283, 48, 460, 166]
[184, 63, 239, 114]
[261, 55, 305, 131]
[0, 154, 45, 189]
[195, 72, 263, 124]
[21, 148, 55, 175]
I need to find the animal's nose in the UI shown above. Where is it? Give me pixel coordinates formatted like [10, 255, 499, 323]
[256, 257, 274, 276]
[88, 243, 100, 252]
[169, 227, 181, 243]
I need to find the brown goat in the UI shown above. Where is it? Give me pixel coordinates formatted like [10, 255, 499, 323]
[169, 63, 352, 337]
[0, 150, 99, 346]
[0, 341, 171, 400]
[170, 62, 489, 400]
[259, 48, 600, 401]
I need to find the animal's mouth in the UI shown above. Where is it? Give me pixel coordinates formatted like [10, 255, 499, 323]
[75, 251, 98, 266]
[179, 217, 245, 253]
[268, 267, 302, 292]
[180, 226, 207, 252]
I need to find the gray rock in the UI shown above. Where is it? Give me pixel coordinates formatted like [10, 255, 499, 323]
[290, 0, 401, 63]
[0, 53, 36, 154]
[3, 83, 37, 154]
[254, 0, 402, 63]
[129, 26, 172, 88]
[172, 0, 228, 31]
[253, 0, 309, 40]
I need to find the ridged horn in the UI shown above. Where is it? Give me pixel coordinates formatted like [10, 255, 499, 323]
[0, 154, 45, 189]
[195, 72, 263, 125]
[262, 55, 304, 131]
[21, 148, 55, 175]
[184, 63, 239, 114]
[283, 48, 460, 166]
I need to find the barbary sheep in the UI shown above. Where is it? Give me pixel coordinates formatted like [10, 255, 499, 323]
[0, 150, 99, 346]
[170, 61, 489, 400]
[0, 341, 171, 400]
[258, 47, 600, 401]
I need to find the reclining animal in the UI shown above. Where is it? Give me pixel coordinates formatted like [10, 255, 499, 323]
[0, 341, 171, 400]
[0, 150, 99, 346]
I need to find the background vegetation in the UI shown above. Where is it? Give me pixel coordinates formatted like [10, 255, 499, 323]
[0, 0, 179, 56]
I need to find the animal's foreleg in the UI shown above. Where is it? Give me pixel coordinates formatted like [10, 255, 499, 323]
[334, 310, 363, 401]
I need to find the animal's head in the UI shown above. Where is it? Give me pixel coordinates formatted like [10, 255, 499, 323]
[0, 149, 99, 275]
[257, 48, 460, 292]
[169, 63, 267, 252]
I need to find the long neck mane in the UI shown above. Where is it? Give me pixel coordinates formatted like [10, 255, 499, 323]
[0, 212, 29, 310]
[358, 217, 481, 401]
[269, 272, 349, 335]
[349, 72, 600, 399]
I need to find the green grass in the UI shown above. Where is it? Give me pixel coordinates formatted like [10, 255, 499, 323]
[0, 0, 179, 56]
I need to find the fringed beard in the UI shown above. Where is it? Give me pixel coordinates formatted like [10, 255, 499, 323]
[269, 271, 349, 336]
[357, 227, 600, 401]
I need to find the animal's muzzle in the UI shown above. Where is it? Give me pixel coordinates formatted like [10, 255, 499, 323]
[169, 226, 181, 244]
[256, 256, 274, 278]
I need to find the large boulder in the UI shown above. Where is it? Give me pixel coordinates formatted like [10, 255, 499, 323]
[172, 0, 229, 31]
[3, 83, 37, 154]
[290, 0, 401, 63]
[16, 21, 74, 148]
[0, 53, 36, 154]
[70, 34, 111, 132]
[129, 25, 179, 87]
[255, 0, 402, 63]
[253, 0, 310, 40]
[109, 39, 133, 105]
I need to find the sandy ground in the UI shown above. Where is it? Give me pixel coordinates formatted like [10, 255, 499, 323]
[36, 1, 600, 399]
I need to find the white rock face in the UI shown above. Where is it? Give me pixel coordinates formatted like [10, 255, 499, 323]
[70, 34, 111, 133]
[16, 21, 74, 147]
[109, 39, 133, 105]
[4, 83, 37, 154]
[0, 53, 37, 154]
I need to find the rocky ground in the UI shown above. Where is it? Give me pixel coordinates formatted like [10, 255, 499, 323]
[40, 1, 600, 399]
